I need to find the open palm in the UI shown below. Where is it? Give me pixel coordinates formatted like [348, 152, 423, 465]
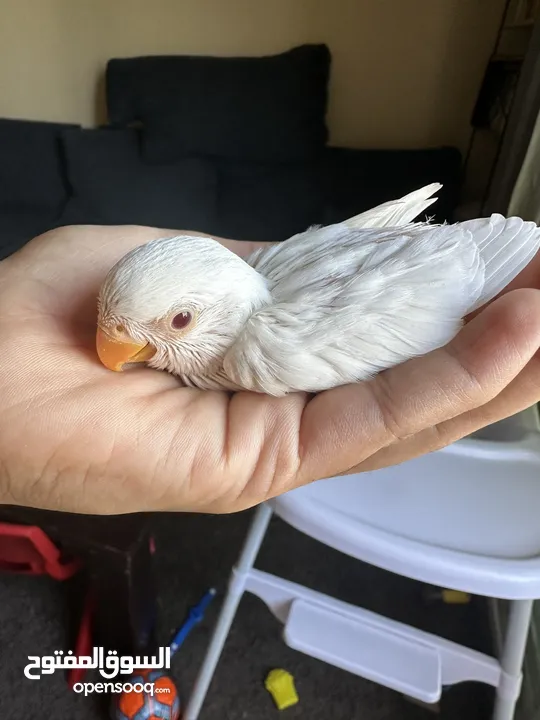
[1, 224, 540, 515]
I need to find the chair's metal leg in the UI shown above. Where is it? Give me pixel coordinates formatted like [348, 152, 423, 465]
[493, 599, 534, 720]
[183, 503, 274, 720]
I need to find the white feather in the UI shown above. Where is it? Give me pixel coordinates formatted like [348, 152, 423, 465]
[463, 214, 540, 309]
[344, 182, 442, 228]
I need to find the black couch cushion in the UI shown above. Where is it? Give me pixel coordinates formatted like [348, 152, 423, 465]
[323, 146, 463, 225]
[58, 127, 218, 230]
[106, 44, 331, 164]
[213, 159, 327, 242]
[0, 118, 78, 214]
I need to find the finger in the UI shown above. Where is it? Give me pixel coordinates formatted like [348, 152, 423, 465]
[296, 288, 540, 485]
[355, 353, 540, 473]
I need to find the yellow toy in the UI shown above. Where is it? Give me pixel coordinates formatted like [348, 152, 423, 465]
[440, 589, 470, 604]
[423, 586, 471, 604]
[264, 669, 299, 710]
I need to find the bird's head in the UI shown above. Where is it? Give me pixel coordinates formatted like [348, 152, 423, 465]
[96, 235, 271, 378]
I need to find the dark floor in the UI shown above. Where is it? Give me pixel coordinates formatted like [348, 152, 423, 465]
[0, 509, 495, 719]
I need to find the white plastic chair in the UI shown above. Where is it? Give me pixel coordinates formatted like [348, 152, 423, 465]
[184, 407, 540, 720]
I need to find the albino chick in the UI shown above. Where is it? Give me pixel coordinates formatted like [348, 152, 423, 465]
[96, 183, 540, 396]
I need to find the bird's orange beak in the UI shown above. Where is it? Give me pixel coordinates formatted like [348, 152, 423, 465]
[96, 326, 155, 372]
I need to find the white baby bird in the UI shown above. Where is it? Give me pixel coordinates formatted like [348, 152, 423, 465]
[96, 183, 540, 396]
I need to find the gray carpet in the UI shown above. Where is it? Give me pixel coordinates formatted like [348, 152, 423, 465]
[0, 509, 494, 719]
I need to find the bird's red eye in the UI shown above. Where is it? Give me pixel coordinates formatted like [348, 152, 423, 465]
[171, 311, 192, 330]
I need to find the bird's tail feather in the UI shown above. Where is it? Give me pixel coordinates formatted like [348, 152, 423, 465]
[345, 182, 443, 230]
[465, 213, 540, 311]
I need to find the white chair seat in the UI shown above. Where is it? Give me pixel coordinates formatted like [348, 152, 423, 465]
[272, 413, 540, 599]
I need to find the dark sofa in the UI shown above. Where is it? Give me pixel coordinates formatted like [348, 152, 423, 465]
[0, 44, 463, 261]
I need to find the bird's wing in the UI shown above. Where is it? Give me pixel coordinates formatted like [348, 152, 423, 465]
[229, 215, 540, 395]
[460, 213, 540, 310]
[224, 223, 483, 395]
[246, 183, 442, 273]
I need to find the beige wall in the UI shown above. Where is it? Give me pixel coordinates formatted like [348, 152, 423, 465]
[0, 0, 506, 152]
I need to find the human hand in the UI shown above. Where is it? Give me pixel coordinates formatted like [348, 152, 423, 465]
[1, 224, 540, 515]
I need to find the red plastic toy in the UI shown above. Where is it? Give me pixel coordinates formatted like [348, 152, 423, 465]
[0, 522, 81, 579]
